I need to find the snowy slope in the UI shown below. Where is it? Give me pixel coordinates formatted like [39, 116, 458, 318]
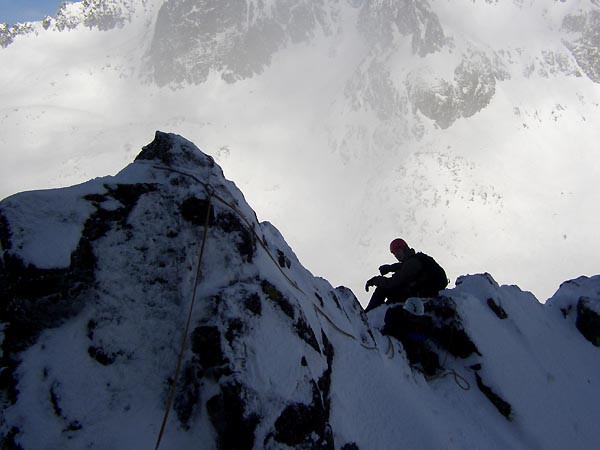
[1, 131, 600, 449]
[1, 0, 600, 305]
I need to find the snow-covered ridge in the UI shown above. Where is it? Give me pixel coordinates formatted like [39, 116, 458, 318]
[1, 131, 600, 449]
[0, 0, 155, 47]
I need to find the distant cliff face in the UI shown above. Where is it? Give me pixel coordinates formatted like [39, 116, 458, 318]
[2, 0, 596, 130]
[1, 132, 600, 450]
[146, 0, 339, 85]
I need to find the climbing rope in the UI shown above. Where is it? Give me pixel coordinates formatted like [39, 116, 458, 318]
[153, 164, 382, 350]
[312, 303, 378, 350]
[154, 193, 213, 450]
[153, 165, 304, 294]
[145, 161, 467, 447]
[313, 303, 356, 340]
[426, 369, 471, 391]
[386, 336, 395, 358]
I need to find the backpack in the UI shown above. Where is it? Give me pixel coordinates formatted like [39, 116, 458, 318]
[414, 252, 448, 294]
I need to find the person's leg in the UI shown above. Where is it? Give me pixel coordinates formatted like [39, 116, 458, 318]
[365, 286, 389, 312]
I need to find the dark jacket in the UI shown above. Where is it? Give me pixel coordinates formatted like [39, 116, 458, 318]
[376, 249, 423, 292]
[365, 249, 445, 312]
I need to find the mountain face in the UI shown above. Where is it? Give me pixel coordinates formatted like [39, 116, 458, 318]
[2, 0, 600, 305]
[1, 131, 600, 450]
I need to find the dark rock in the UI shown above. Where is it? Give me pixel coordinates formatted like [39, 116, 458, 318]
[475, 373, 512, 420]
[274, 402, 314, 446]
[330, 293, 343, 311]
[50, 383, 64, 418]
[318, 331, 334, 415]
[315, 292, 325, 307]
[174, 363, 201, 428]
[225, 318, 245, 345]
[191, 326, 226, 369]
[82, 184, 157, 240]
[560, 305, 573, 318]
[87, 346, 119, 366]
[341, 444, 360, 450]
[261, 280, 294, 319]
[0, 426, 23, 450]
[65, 421, 82, 432]
[427, 297, 481, 358]
[135, 131, 215, 169]
[243, 293, 262, 316]
[272, 381, 334, 449]
[0, 233, 96, 404]
[216, 212, 254, 262]
[487, 298, 508, 320]
[277, 249, 291, 269]
[576, 297, 600, 346]
[135, 130, 176, 165]
[180, 196, 214, 226]
[0, 211, 12, 252]
[86, 320, 97, 340]
[295, 316, 321, 353]
[49, 382, 83, 433]
[207, 382, 260, 450]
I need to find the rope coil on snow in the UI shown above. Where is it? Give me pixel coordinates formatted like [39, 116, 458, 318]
[427, 369, 471, 391]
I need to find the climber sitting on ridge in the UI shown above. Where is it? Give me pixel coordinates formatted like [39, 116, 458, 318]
[364, 238, 448, 312]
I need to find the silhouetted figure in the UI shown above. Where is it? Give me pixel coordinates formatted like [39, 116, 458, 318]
[365, 238, 447, 312]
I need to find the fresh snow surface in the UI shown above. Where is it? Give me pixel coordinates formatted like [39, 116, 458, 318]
[1, 132, 600, 450]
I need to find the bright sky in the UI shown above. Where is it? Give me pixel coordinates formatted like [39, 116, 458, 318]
[0, 0, 64, 25]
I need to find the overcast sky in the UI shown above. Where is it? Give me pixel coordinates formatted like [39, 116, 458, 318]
[0, 0, 63, 25]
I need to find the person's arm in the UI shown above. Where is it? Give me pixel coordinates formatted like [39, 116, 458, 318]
[378, 262, 403, 275]
[377, 258, 423, 289]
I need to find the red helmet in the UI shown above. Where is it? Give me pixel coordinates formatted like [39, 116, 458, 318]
[389, 238, 408, 254]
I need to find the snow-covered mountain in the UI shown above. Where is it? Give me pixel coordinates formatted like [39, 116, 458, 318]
[1, 131, 600, 449]
[1, 0, 600, 304]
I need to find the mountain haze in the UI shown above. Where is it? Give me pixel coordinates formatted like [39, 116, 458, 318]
[1, 0, 600, 304]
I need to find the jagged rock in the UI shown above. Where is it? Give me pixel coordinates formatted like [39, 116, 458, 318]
[486, 298, 508, 320]
[562, 10, 600, 83]
[547, 275, 600, 347]
[357, 0, 445, 56]
[576, 298, 600, 347]
[53, 0, 136, 32]
[0, 23, 35, 48]
[475, 373, 512, 420]
[146, 0, 337, 85]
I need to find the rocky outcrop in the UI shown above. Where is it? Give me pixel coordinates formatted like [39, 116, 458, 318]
[0, 22, 36, 48]
[0, 0, 138, 48]
[146, 0, 339, 85]
[0, 131, 367, 449]
[53, 0, 137, 32]
[357, 0, 445, 57]
[548, 275, 600, 347]
[563, 10, 600, 83]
